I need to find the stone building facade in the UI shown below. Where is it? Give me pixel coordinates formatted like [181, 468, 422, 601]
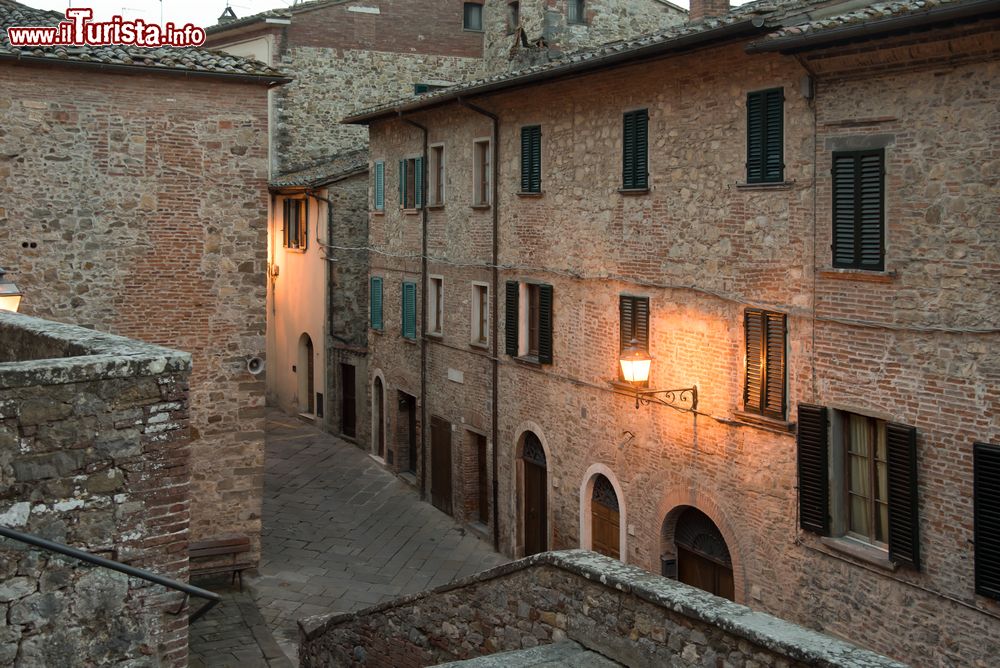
[0, 312, 193, 666]
[348, 0, 1000, 664]
[0, 0, 284, 564]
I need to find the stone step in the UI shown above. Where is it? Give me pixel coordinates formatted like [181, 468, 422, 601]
[432, 641, 623, 667]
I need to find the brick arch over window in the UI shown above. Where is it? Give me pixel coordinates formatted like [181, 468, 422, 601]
[654, 488, 749, 604]
[579, 463, 627, 563]
[513, 422, 553, 558]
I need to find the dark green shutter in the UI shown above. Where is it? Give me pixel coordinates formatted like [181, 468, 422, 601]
[402, 282, 416, 339]
[747, 88, 783, 184]
[370, 277, 383, 330]
[414, 157, 424, 208]
[619, 296, 634, 351]
[886, 422, 919, 569]
[744, 309, 764, 413]
[833, 150, 884, 271]
[537, 284, 553, 365]
[399, 160, 407, 207]
[521, 127, 531, 193]
[622, 110, 648, 189]
[975, 443, 1000, 600]
[797, 404, 829, 535]
[763, 312, 786, 419]
[374, 161, 385, 210]
[623, 112, 635, 188]
[519, 126, 542, 193]
[505, 281, 519, 356]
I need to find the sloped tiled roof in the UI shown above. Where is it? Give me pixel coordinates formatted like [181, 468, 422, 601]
[0, 0, 287, 80]
[270, 149, 369, 189]
[760, 0, 975, 40]
[205, 0, 353, 35]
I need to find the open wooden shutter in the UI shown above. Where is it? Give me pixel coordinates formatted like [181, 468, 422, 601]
[747, 92, 763, 183]
[744, 309, 764, 413]
[886, 422, 919, 569]
[399, 160, 407, 207]
[763, 312, 786, 419]
[401, 282, 416, 339]
[747, 89, 783, 184]
[619, 296, 633, 350]
[374, 161, 385, 210]
[797, 404, 829, 535]
[537, 284, 553, 365]
[282, 199, 291, 247]
[505, 281, 519, 356]
[619, 296, 649, 351]
[622, 112, 635, 188]
[521, 127, 532, 193]
[370, 277, 383, 330]
[975, 443, 1000, 600]
[634, 109, 648, 189]
[414, 157, 424, 208]
[833, 150, 884, 270]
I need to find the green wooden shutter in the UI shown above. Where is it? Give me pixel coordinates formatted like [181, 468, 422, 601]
[886, 422, 919, 569]
[634, 110, 648, 189]
[374, 161, 385, 210]
[763, 312, 786, 419]
[521, 127, 531, 193]
[402, 281, 416, 339]
[505, 281, 519, 356]
[797, 404, 829, 535]
[399, 160, 407, 207]
[622, 111, 635, 188]
[974, 442, 1000, 600]
[833, 150, 885, 270]
[370, 277, 383, 330]
[747, 92, 763, 183]
[747, 88, 783, 184]
[537, 284, 553, 365]
[744, 309, 764, 413]
[530, 127, 541, 192]
[414, 157, 424, 208]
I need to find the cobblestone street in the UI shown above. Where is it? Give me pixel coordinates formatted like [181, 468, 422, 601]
[190, 409, 509, 664]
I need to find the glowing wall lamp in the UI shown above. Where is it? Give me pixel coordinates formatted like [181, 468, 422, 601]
[0, 268, 22, 313]
[618, 339, 697, 411]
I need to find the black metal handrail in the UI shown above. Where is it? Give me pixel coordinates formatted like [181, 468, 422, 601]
[0, 525, 221, 621]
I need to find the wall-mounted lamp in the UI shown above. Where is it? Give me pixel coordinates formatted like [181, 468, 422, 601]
[0, 268, 22, 313]
[618, 339, 698, 411]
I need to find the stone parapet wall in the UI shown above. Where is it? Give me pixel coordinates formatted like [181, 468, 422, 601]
[0, 312, 193, 666]
[299, 550, 906, 668]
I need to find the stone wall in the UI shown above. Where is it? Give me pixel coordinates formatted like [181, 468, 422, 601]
[0, 64, 270, 564]
[0, 312, 193, 666]
[300, 550, 905, 667]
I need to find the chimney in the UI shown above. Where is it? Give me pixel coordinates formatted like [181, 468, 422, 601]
[689, 0, 730, 22]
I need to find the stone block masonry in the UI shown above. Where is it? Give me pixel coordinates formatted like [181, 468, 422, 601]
[299, 550, 907, 668]
[0, 312, 194, 667]
[0, 64, 270, 564]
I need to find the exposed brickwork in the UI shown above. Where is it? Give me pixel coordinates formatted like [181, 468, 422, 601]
[364, 19, 1000, 667]
[0, 313, 193, 667]
[0, 65, 270, 564]
[689, 0, 730, 22]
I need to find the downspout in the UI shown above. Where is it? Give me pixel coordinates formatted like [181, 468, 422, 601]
[401, 114, 430, 501]
[458, 98, 501, 552]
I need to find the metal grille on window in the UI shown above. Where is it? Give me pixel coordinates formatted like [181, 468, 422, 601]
[592, 475, 619, 511]
[522, 432, 546, 467]
[674, 507, 732, 569]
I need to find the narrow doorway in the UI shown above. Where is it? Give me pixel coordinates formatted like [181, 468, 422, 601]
[522, 432, 547, 556]
[373, 377, 385, 458]
[590, 475, 620, 559]
[298, 333, 314, 415]
[340, 363, 356, 438]
[398, 392, 417, 474]
[430, 416, 453, 515]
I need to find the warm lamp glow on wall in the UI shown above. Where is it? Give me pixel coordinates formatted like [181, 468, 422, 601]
[0, 268, 22, 313]
[617, 339, 698, 411]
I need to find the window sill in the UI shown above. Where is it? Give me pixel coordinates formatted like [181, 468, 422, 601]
[402, 337, 418, 345]
[427, 204, 446, 210]
[516, 191, 544, 198]
[283, 246, 307, 254]
[820, 536, 898, 572]
[370, 328, 383, 335]
[401, 208, 420, 216]
[425, 332, 443, 340]
[470, 204, 491, 210]
[819, 268, 896, 283]
[730, 409, 794, 433]
[371, 210, 385, 215]
[513, 355, 541, 367]
[469, 341, 489, 350]
[617, 188, 649, 196]
[735, 180, 796, 190]
[463, 28, 484, 33]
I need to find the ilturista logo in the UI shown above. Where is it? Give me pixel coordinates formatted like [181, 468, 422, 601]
[6, 8, 207, 48]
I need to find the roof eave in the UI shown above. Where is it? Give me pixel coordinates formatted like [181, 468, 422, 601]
[343, 17, 767, 125]
[746, 0, 1000, 54]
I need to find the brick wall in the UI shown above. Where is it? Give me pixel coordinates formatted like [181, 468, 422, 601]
[0, 313, 193, 666]
[364, 23, 1000, 666]
[0, 65, 270, 564]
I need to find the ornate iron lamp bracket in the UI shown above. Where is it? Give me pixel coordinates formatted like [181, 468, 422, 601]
[632, 386, 698, 412]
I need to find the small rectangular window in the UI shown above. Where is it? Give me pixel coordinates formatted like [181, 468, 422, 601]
[505, 281, 552, 364]
[832, 149, 885, 271]
[428, 276, 443, 335]
[520, 125, 542, 193]
[370, 276, 383, 331]
[568, 0, 585, 24]
[746, 88, 784, 184]
[282, 197, 307, 249]
[743, 308, 785, 420]
[473, 139, 491, 206]
[400, 157, 424, 210]
[507, 1, 519, 34]
[527, 284, 540, 356]
[619, 295, 649, 383]
[464, 2, 483, 30]
[429, 145, 445, 206]
[401, 282, 417, 340]
[472, 283, 489, 345]
[622, 109, 648, 190]
[373, 161, 385, 211]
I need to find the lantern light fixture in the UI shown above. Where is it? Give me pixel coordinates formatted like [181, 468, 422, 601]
[0, 268, 22, 313]
[617, 339, 698, 412]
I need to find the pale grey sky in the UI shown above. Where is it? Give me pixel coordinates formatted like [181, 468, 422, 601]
[29, 0, 751, 42]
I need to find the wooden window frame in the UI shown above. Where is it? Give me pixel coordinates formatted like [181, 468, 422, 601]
[507, 280, 552, 364]
[743, 309, 786, 420]
[746, 88, 784, 184]
[473, 139, 491, 206]
[843, 413, 889, 547]
[832, 149, 885, 271]
[282, 197, 308, 250]
[471, 282, 489, 347]
[429, 144, 445, 206]
[427, 276, 444, 336]
[463, 2, 483, 31]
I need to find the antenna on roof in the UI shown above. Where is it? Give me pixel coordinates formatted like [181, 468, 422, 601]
[219, 4, 238, 23]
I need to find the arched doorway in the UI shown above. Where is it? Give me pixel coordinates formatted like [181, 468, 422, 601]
[521, 432, 547, 556]
[372, 377, 385, 458]
[297, 333, 314, 414]
[590, 474, 620, 559]
[673, 507, 734, 601]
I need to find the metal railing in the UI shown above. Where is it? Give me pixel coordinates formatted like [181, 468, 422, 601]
[0, 525, 221, 621]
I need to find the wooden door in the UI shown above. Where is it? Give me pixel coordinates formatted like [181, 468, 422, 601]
[374, 378, 384, 457]
[340, 364, 356, 438]
[677, 546, 734, 601]
[592, 503, 620, 559]
[430, 417, 452, 515]
[306, 338, 315, 414]
[523, 460, 547, 556]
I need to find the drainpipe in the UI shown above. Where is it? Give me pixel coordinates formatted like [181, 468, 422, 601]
[457, 98, 501, 552]
[401, 114, 429, 501]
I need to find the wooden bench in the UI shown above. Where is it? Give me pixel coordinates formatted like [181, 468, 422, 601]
[189, 536, 252, 590]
